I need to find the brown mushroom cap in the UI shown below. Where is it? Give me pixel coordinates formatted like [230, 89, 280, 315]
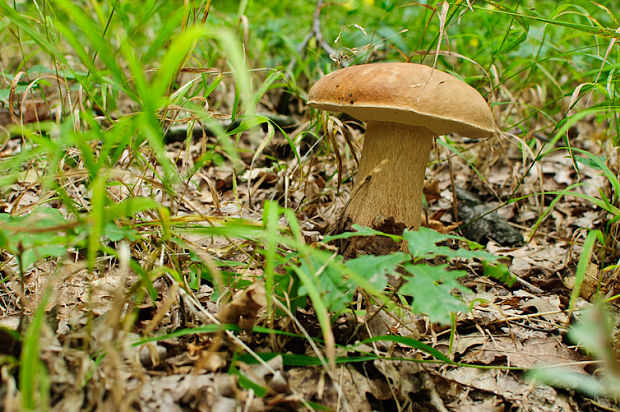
[308, 62, 494, 138]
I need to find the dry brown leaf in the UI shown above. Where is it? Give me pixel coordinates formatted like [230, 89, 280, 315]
[453, 334, 585, 370]
[445, 396, 504, 412]
[21, 101, 51, 124]
[421, 216, 460, 234]
[563, 261, 599, 300]
[439, 368, 577, 411]
[0, 108, 13, 127]
[373, 359, 424, 398]
[423, 179, 441, 202]
[493, 240, 569, 277]
[217, 282, 266, 330]
[195, 352, 227, 372]
[287, 364, 390, 412]
[126, 374, 238, 412]
[520, 295, 568, 324]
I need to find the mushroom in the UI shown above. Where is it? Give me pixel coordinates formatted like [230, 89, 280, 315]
[308, 62, 494, 230]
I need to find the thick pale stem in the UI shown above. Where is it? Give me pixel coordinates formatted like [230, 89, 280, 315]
[345, 121, 434, 229]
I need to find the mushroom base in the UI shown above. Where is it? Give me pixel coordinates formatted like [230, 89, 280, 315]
[344, 121, 434, 230]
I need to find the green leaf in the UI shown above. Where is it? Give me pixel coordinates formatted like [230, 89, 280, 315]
[21, 244, 68, 271]
[482, 261, 515, 286]
[323, 224, 401, 242]
[403, 227, 454, 257]
[106, 197, 161, 220]
[102, 222, 140, 242]
[0, 229, 8, 249]
[0, 208, 71, 270]
[575, 155, 605, 170]
[345, 252, 408, 290]
[401, 264, 469, 324]
[0, 85, 29, 102]
[297, 254, 354, 314]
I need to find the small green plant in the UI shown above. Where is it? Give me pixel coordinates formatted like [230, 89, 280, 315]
[325, 224, 514, 324]
[0, 208, 71, 273]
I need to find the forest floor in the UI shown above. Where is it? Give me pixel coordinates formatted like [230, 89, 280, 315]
[0, 1, 619, 411]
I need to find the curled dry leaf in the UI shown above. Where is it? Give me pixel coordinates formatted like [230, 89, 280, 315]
[217, 282, 266, 331]
[563, 261, 599, 300]
[195, 351, 228, 372]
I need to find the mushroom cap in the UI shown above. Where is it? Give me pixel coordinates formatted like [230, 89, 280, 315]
[308, 62, 495, 138]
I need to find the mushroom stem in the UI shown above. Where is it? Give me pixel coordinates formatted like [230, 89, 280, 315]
[345, 121, 434, 229]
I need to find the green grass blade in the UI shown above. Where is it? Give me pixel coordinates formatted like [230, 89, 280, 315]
[359, 335, 451, 363]
[569, 230, 599, 313]
[283, 208, 336, 368]
[263, 200, 279, 321]
[20, 283, 53, 411]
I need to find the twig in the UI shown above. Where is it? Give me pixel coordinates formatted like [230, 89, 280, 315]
[163, 112, 297, 142]
[287, 0, 343, 73]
